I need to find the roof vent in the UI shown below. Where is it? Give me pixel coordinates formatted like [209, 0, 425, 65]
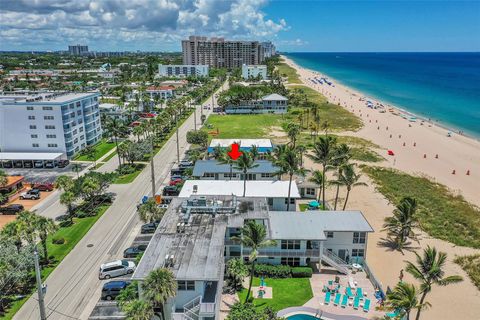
[193, 185, 198, 193]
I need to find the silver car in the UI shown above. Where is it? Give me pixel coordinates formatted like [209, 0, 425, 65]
[99, 260, 136, 279]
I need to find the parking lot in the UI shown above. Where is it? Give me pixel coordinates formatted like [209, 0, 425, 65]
[2, 163, 89, 184]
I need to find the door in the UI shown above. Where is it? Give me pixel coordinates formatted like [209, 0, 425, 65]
[338, 249, 346, 261]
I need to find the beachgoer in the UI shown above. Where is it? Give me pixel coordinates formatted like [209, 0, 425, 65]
[399, 269, 404, 282]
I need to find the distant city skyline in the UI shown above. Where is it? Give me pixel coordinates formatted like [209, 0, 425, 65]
[1, 0, 479, 52]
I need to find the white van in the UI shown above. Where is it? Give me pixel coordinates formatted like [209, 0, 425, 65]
[99, 260, 136, 279]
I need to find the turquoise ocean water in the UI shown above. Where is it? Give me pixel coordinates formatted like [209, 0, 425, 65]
[285, 52, 480, 138]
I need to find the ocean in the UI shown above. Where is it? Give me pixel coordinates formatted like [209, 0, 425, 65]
[285, 52, 480, 138]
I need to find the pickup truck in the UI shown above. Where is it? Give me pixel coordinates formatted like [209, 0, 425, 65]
[19, 189, 41, 200]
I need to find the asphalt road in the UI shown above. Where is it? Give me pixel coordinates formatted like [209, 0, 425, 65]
[14, 82, 225, 320]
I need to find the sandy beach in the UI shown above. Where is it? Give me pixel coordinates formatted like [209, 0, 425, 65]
[282, 56, 480, 320]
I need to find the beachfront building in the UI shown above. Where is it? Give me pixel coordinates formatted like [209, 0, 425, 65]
[178, 180, 300, 211]
[192, 160, 279, 181]
[145, 86, 175, 100]
[207, 139, 274, 158]
[133, 195, 373, 320]
[261, 41, 277, 58]
[182, 36, 264, 69]
[0, 92, 102, 158]
[241, 64, 268, 80]
[224, 93, 288, 114]
[158, 64, 209, 77]
[99, 103, 128, 121]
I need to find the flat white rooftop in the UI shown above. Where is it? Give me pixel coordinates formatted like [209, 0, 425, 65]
[0, 152, 64, 160]
[0, 92, 98, 104]
[179, 180, 300, 198]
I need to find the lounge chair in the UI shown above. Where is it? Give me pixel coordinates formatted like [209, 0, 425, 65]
[341, 294, 348, 308]
[356, 287, 363, 299]
[346, 287, 354, 298]
[324, 291, 331, 305]
[386, 310, 400, 318]
[353, 296, 360, 310]
[363, 299, 371, 312]
[328, 280, 333, 285]
[333, 293, 341, 306]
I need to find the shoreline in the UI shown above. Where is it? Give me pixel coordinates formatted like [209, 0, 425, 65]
[283, 54, 480, 142]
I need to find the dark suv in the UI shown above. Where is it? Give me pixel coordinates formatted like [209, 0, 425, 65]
[140, 222, 159, 234]
[162, 186, 179, 196]
[123, 244, 148, 258]
[0, 204, 24, 215]
[101, 281, 130, 301]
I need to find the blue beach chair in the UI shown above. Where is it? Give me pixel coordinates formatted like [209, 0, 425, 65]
[356, 287, 363, 299]
[324, 291, 331, 305]
[341, 295, 348, 308]
[333, 293, 341, 306]
[363, 299, 371, 312]
[353, 296, 360, 310]
[346, 287, 354, 298]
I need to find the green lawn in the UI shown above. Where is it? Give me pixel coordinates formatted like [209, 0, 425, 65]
[238, 277, 313, 311]
[74, 139, 116, 161]
[277, 62, 302, 84]
[112, 164, 145, 184]
[1, 204, 110, 320]
[363, 166, 480, 248]
[203, 114, 289, 140]
[454, 254, 480, 290]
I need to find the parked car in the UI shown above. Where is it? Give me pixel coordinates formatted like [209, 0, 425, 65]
[179, 160, 193, 168]
[169, 178, 183, 186]
[57, 160, 70, 168]
[0, 204, 24, 215]
[123, 244, 148, 258]
[32, 183, 54, 192]
[162, 186, 179, 196]
[140, 222, 159, 234]
[159, 203, 169, 209]
[101, 281, 130, 300]
[19, 189, 40, 200]
[34, 161, 44, 168]
[99, 260, 136, 279]
[44, 161, 55, 168]
[171, 167, 186, 176]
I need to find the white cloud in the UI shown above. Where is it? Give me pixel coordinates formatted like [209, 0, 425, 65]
[0, 0, 288, 51]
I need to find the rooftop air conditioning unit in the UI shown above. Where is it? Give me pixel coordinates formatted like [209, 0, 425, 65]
[193, 185, 198, 194]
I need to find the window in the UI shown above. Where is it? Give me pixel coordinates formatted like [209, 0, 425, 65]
[224, 173, 237, 178]
[306, 188, 316, 196]
[80, 135, 84, 140]
[261, 173, 272, 178]
[45, 125, 55, 129]
[28, 115, 35, 120]
[284, 198, 295, 204]
[29, 125, 37, 129]
[44, 115, 54, 120]
[352, 249, 365, 257]
[26, 106, 34, 110]
[203, 173, 215, 178]
[326, 232, 334, 238]
[77, 110, 82, 115]
[42, 106, 53, 110]
[48, 144, 58, 148]
[46, 134, 56, 138]
[177, 281, 195, 291]
[30, 134, 38, 138]
[281, 240, 301, 250]
[32, 143, 39, 147]
[79, 127, 84, 132]
[353, 232, 366, 244]
[281, 257, 300, 266]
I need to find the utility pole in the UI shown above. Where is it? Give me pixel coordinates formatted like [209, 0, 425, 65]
[150, 137, 156, 196]
[192, 99, 197, 131]
[175, 112, 180, 163]
[34, 247, 47, 320]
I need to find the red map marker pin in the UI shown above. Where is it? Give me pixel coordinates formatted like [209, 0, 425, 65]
[227, 143, 242, 160]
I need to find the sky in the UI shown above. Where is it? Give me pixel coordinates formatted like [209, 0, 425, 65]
[0, 0, 479, 52]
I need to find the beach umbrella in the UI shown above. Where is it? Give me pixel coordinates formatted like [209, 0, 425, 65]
[308, 200, 320, 208]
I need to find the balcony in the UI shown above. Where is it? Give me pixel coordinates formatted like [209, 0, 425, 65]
[242, 248, 321, 258]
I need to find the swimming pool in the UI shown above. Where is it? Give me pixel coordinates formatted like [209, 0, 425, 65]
[287, 314, 321, 320]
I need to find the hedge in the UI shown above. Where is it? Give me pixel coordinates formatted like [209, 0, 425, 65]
[254, 264, 291, 278]
[291, 267, 313, 278]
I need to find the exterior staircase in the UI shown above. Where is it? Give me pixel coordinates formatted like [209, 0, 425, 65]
[322, 248, 349, 274]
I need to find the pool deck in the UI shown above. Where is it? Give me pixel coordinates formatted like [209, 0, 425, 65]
[277, 306, 369, 320]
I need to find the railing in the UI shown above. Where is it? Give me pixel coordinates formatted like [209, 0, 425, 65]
[242, 248, 321, 257]
[322, 248, 349, 274]
[199, 302, 216, 314]
[362, 260, 385, 295]
[183, 296, 201, 320]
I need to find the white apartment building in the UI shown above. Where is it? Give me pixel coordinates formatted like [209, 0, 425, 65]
[241, 64, 268, 80]
[158, 64, 209, 77]
[0, 92, 102, 158]
[261, 41, 276, 58]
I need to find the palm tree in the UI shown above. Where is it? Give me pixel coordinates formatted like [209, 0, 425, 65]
[274, 146, 305, 211]
[329, 144, 352, 210]
[141, 268, 177, 319]
[284, 122, 301, 148]
[217, 147, 237, 180]
[60, 191, 77, 224]
[226, 258, 249, 291]
[71, 163, 82, 178]
[406, 246, 463, 320]
[331, 164, 367, 210]
[249, 145, 259, 161]
[16, 211, 38, 245]
[0, 169, 7, 187]
[383, 197, 419, 250]
[308, 170, 324, 204]
[307, 135, 337, 205]
[123, 299, 154, 320]
[55, 175, 74, 191]
[386, 282, 425, 320]
[234, 152, 259, 197]
[232, 221, 276, 302]
[138, 199, 165, 223]
[0, 221, 23, 253]
[105, 117, 126, 170]
[35, 215, 58, 264]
